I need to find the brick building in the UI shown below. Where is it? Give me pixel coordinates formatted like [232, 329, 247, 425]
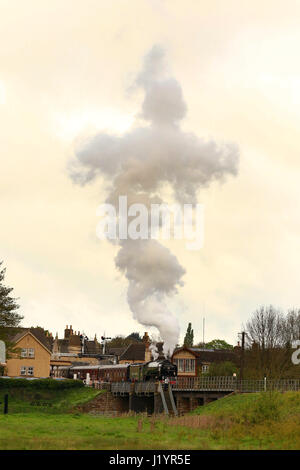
[4, 328, 52, 378]
[50, 325, 103, 375]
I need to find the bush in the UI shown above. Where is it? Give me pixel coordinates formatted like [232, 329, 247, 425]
[240, 392, 282, 424]
[0, 378, 83, 390]
[205, 361, 239, 377]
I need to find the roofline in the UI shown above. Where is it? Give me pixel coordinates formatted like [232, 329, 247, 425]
[171, 346, 238, 359]
[171, 346, 198, 359]
[14, 330, 51, 355]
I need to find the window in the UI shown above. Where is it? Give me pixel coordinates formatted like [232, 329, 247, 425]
[20, 348, 35, 358]
[202, 364, 209, 373]
[28, 348, 35, 358]
[174, 358, 195, 373]
[20, 366, 34, 376]
[185, 359, 195, 372]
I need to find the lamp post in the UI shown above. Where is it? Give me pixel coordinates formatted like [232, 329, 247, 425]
[233, 372, 237, 391]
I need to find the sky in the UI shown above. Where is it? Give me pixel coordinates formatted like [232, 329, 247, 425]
[1, 0, 300, 346]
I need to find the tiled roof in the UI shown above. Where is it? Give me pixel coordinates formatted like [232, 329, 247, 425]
[119, 343, 146, 361]
[107, 347, 127, 357]
[69, 335, 81, 346]
[172, 347, 238, 363]
[5, 327, 52, 352]
[56, 339, 70, 353]
[84, 340, 102, 355]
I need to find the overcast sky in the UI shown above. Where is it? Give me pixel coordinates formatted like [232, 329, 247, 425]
[1, 0, 300, 345]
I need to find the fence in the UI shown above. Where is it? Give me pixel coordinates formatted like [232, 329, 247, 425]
[111, 382, 132, 395]
[173, 376, 236, 391]
[93, 377, 300, 394]
[135, 382, 156, 395]
[172, 376, 300, 393]
[239, 379, 300, 393]
[94, 382, 111, 391]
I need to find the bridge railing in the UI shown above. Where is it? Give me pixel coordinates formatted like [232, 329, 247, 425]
[172, 376, 300, 392]
[111, 382, 132, 395]
[240, 379, 300, 393]
[93, 378, 300, 393]
[135, 382, 157, 395]
[94, 382, 111, 391]
[173, 376, 237, 391]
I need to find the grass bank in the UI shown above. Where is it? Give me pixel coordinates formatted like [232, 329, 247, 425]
[0, 391, 299, 449]
[0, 386, 102, 414]
[168, 391, 300, 449]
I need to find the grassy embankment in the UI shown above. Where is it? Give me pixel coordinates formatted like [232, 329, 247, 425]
[0, 385, 101, 414]
[169, 391, 300, 449]
[0, 388, 300, 449]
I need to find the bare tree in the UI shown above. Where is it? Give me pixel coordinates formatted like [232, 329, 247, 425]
[285, 309, 300, 344]
[246, 305, 285, 349]
[244, 306, 292, 379]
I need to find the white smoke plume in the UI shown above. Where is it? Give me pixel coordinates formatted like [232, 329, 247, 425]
[68, 45, 239, 355]
[149, 342, 159, 361]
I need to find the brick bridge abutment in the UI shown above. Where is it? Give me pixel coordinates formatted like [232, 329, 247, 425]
[76, 389, 232, 415]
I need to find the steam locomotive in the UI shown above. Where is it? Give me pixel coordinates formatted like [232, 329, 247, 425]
[62, 359, 177, 384]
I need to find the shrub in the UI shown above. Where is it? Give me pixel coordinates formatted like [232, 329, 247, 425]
[205, 361, 239, 377]
[240, 392, 282, 424]
[0, 378, 83, 390]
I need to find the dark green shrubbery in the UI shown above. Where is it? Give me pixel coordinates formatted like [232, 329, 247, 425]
[0, 378, 83, 390]
[204, 361, 239, 377]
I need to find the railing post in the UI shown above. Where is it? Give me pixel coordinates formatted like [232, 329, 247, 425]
[4, 394, 8, 414]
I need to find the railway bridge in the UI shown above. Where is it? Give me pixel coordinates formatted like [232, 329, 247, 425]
[92, 377, 300, 415]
